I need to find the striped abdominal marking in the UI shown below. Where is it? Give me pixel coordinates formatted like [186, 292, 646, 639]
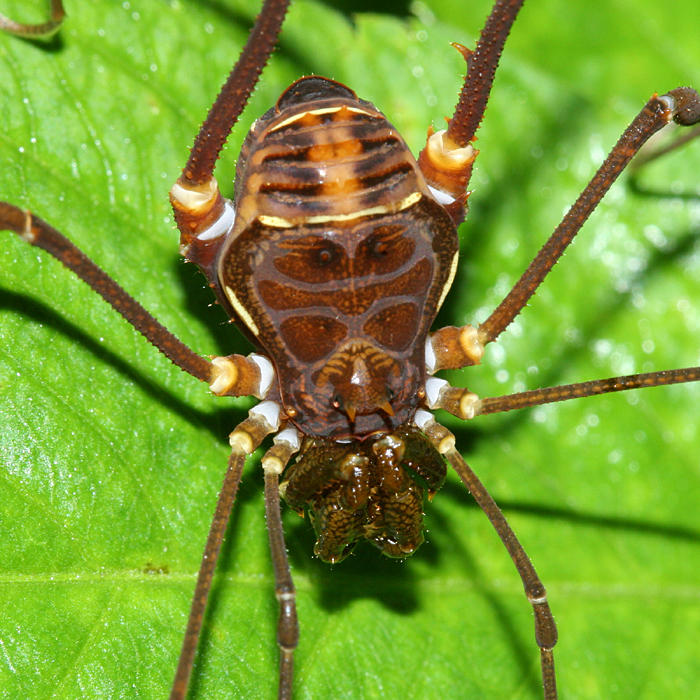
[256, 192, 423, 228]
[269, 104, 380, 132]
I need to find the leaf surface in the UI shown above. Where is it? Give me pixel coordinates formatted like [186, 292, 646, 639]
[0, 1, 699, 698]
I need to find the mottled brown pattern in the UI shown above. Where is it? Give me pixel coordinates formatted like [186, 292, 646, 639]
[314, 340, 399, 402]
[363, 302, 420, 351]
[271, 235, 349, 284]
[279, 315, 346, 362]
[270, 224, 416, 283]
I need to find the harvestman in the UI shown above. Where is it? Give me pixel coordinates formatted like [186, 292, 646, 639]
[1, 0, 699, 698]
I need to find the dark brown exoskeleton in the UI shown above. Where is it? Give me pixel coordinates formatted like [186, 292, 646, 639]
[1, 1, 699, 698]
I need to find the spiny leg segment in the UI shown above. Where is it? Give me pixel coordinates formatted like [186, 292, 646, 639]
[418, 0, 525, 221]
[0, 201, 273, 396]
[170, 0, 291, 244]
[428, 86, 700, 378]
[413, 4, 559, 696]
[477, 88, 700, 347]
[477, 368, 700, 416]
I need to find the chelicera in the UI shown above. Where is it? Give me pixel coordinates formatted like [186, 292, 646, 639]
[1, 0, 699, 698]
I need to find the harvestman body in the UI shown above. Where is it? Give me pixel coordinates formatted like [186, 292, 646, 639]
[1, 0, 699, 698]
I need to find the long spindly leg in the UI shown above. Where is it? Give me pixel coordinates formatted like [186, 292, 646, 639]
[417, 412, 558, 700]
[446, 0, 525, 144]
[170, 449, 246, 700]
[419, 368, 700, 698]
[428, 87, 700, 373]
[477, 88, 700, 346]
[261, 430, 302, 699]
[0, 201, 281, 694]
[0, 201, 270, 396]
[170, 402, 283, 700]
[475, 368, 700, 416]
[425, 367, 700, 420]
[0, 202, 210, 381]
[446, 447, 557, 699]
[170, 0, 290, 243]
[0, 0, 64, 39]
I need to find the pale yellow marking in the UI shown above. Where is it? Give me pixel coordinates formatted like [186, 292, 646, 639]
[459, 325, 484, 365]
[261, 455, 285, 475]
[258, 215, 294, 228]
[269, 105, 377, 132]
[304, 191, 422, 225]
[270, 107, 341, 132]
[224, 285, 260, 335]
[425, 129, 476, 170]
[257, 192, 422, 228]
[229, 429, 254, 455]
[459, 392, 481, 420]
[437, 434, 456, 455]
[209, 356, 239, 395]
[20, 209, 36, 243]
[346, 106, 376, 117]
[436, 250, 459, 312]
[170, 178, 219, 214]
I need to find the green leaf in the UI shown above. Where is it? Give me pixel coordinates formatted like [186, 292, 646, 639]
[1, 0, 699, 698]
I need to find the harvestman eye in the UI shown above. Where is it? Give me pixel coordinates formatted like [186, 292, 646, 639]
[316, 246, 335, 265]
[0, 1, 698, 698]
[369, 238, 389, 256]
